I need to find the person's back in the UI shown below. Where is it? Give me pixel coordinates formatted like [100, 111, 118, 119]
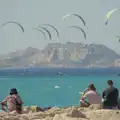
[102, 80, 119, 109]
[103, 87, 118, 107]
[80, 84, 101, 107]
[5, 95, 17, 112]
[85, 90, 101, 104]
[1, 88, 23, 113]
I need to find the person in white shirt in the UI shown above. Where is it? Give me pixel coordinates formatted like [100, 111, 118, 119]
[80, 84, 101, 107]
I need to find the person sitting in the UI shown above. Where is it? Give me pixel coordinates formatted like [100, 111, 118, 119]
[80, 84, 101, 107]
[0, 88, 23, 113]
[102, 80, 119, 109]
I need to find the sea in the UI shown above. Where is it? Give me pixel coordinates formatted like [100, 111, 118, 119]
[0, 67, 120, 108]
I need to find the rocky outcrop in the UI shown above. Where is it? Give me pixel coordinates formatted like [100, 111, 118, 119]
[0, 105, 120, 120]
[0, 42, 119, 68]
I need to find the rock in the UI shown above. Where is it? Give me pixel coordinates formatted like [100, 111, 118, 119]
[53, 114, 87, 120]
[53, 114, 62, 120]
[69, 109, 86, 118]
[87, 110, 120, 120]
[88, 104, 101, 110]
[1, 106, 120, 120]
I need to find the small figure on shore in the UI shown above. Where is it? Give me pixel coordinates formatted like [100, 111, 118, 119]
[0, 88, 23, 113]
[80, 84, 101, 107]
[102, 80, 119, 109]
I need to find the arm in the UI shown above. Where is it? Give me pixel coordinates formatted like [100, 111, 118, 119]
[81, 92, 88, 101]
[102, 91, 105, 99]
[17, 95, 24, 105]
[116, 89, 119, 98]
[0, 98, 7, 111]
[80, 89, 89, 99]
[0, 99, 7, 106]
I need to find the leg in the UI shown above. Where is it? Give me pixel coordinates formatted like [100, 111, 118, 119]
[80, 100, 90, 107]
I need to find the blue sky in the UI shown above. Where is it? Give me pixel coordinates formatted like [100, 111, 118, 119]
[0, 0, 120, 54]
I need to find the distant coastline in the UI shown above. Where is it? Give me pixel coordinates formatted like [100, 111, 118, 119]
[0, 43, 120, 68]
[0, 67, 120, 77]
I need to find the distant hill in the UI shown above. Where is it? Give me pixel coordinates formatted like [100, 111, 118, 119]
[0, 42, 120, 68]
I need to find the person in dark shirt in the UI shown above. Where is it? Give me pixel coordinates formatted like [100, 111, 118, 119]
[102, 80, 119, 109]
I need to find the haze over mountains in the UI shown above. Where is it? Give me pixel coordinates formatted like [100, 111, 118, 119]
[0, 42, 120, 68]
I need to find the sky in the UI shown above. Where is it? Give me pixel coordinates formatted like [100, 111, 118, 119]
[0, 0, 120, 54]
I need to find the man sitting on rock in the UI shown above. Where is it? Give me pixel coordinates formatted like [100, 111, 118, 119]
[102, 80, 119, 109]
[80, 84, 101, 107]
[0, 88, 23, 113]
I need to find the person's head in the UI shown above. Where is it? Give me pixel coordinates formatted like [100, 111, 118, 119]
[107, 80, 113, 87]
[10, 88, 18, 95]
[88, 84, 96, 91]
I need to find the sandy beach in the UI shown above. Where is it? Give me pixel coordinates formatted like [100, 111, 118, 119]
[0, 104, 120, 120]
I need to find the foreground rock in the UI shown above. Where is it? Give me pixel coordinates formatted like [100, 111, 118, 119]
[0, 105, 120, 120]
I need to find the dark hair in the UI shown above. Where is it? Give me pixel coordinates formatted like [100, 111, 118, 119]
[88, 84, 96, 91]
[10, 88, 18, 95]
[107, 80, 113, 86]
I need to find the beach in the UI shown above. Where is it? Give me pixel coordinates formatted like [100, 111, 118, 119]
[0, 104, 120, 120]
[0, 0, 120, 119]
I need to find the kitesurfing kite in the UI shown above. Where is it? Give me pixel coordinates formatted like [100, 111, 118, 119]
[116, 36, 120, 42]
[68, 26, 86, 39]
[33, 28, 47, 40]
[63, 13, 86, 26]
[39, 24, 59, 38]
[105, 8, 120, 25]
[1, 21, 24, 32]
[38, 26, 52, 40]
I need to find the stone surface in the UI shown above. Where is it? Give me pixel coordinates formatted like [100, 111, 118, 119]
[0, 105, 120, 120]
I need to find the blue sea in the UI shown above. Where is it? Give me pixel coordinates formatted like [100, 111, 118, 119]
[0, 67, 120, 107]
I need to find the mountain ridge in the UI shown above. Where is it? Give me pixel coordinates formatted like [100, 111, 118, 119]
[0, 42, 120, 68]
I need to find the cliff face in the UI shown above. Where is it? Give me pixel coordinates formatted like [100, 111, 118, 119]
[0, 42, 119, 68]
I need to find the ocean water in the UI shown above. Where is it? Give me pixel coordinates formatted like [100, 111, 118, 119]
[0, 68, 120, 107]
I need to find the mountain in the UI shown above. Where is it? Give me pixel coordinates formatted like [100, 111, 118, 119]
[0, 42, 120, 68]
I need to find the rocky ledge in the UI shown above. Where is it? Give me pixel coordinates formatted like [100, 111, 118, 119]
[0, 104, 120, 120]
